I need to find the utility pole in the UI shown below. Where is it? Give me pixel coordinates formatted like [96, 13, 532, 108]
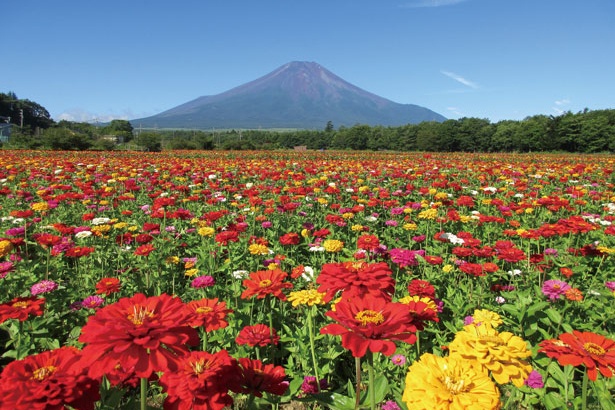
[19, 109, 23, 128]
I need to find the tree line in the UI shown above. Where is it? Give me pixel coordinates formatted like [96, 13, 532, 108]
[2, 92, 614, 152]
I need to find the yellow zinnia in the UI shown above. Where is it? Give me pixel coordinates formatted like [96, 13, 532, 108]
[248, 243, 270, 255]
[402, 353, 500, 410]
[287, 289, 326, 307]
[0, 240, 14, 258]
[198, 226, 215, 237]
[323, 239, 344, 253]
[448, 324, 532, 387]
[470, 309, 503, 328]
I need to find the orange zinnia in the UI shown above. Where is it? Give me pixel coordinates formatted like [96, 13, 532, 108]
[241, 269, 293, 300]
[539, 331, 615, 381]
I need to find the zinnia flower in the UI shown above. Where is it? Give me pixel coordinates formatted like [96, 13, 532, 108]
[316, 261, 395, 303]
[30, 280, 58, 296]
[241, 269, 293, 300]
[300, 375, 328, 395]
[542, 279, 571, 300]
[185, 298, 232, 331]
[235, 358, 289, 397]
[95, 277, 121, 296]
[287, 289, 326, 307]
[320, 295, 417, 357]
[448, 324, 532, 387]
[0, 296, 45, 324]
[402, 353, 501, 410]
[235, 324, 279, 347]
[78, 293, 199, 379]
[191, 275, 216, 288]
[538, 330, 615, 381]
[0, 347, 100, 410]
[159, 350, 239, 410]
[81, 295, 104, 309]
[322, 239, 344, 252]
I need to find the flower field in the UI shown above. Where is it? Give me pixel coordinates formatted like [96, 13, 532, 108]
[0, 149, 614, 409]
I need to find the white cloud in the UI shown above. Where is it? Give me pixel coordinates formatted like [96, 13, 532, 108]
[446, 106, 463, 116]
[440, 70, 479, 89]
[55, 108, 147, 123]
[552, 98, 571, 115]
[401, 0, 469, 8]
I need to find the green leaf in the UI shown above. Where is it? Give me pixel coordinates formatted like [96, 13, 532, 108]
[545, 308, 562, 325]
[543, 392, 567, 410]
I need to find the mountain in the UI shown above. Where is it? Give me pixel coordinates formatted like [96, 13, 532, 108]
[130, 61, 446, 129]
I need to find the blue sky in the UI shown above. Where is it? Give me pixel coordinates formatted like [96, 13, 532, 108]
[3, 0, 614, 124]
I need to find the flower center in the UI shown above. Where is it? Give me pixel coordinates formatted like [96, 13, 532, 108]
[583, 342, 606, 356]
[127, 305, 154, 325]
[31, 365, 56, 381]
[355, 309, 385, 326]
[443, 375, 467, 394]
[12, 301, 28, 309]
[190, 359, 212, 375]
[195, 306, 213, 314]
[479, 335, 505, 346]
[259, 279, 272, 288]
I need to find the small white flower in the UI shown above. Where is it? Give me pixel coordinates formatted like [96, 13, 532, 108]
[91, 217, 111, 225]
[301, 266, 315, 281]
[364, 216, 378, 222]
[495, 296, 506, 304]
[75, 231, 93, 239]
[245, 182, 253, 189]
[232, 270, 249, 279]
[309, 246, 325, 252]
[508, 269, 522, 276]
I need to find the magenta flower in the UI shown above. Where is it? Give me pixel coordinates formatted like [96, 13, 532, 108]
[0, 261, 14, 279]
[191, 275, 216, 288]
[542, 279, 570, 300]
[605, 281, 615, 291]
[389, 248, 425, 268]
[391, 354, 406, 366]
[300, 376, 328, 395]
[31, 280, 58, 296]
[81, 295, 104, 309]
[524, 370, 544, 388]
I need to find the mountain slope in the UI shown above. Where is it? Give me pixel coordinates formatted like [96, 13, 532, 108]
[131, 61, 446, 129]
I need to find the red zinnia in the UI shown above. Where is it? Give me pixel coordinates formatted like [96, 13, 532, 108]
[78, 293, 199, 379]
[0, 347, 100, 410]
[407, 279, 436, 298]
[95, 277, 121, 296]
[539, 331, 615, 381]
[320, 295, 417, 357]
[0, 296, 45, 324]
[236, 358, 289, 398]
[160, 350, 240, 410]
[185, 298, 232, 331]
[64, 246, 95, 258]
[33, 233, 62, 248]
[235, 324, 280, 347]
[241, 269, 293, 300]
[279, 232, 300, 246]
[215, 230, 240, 246]
[316, 261, 395, 303]
[134, 243, 155, 256]
[357, 234, 381, 252]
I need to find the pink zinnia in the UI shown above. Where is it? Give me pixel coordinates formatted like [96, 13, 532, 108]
[31, 279, 58, 296]
[542, 279, 570, 300]
[82, 295, 105, 309]
[191, 275, 216, 288]
[0, 261, 14, 279]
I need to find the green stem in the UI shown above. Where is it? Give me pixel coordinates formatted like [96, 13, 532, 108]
[140, 377, 148, 410]
[355, 357, 361, 410]
[416, 330, 421, 360]
[368, 352, 376, 410]
[581, 369, 588, 410]
[307, 306, 321, 391]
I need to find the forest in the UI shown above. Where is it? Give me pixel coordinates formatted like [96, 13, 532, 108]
[2, 92, 614, 153]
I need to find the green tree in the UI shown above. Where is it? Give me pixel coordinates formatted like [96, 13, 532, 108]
[135, 132, 162, 152]
[103, 119, 134, 142]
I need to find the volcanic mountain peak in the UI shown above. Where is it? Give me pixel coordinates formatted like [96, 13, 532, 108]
[132, 61, 445, 129]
